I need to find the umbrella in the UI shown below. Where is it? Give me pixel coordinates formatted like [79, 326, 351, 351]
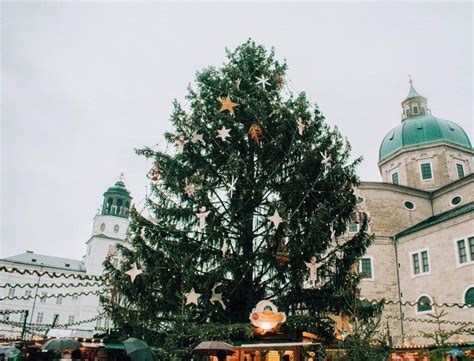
[0, 346, 21, 358]
[42, 338, 82, 351]
[193, 341, 235, 358]
[123, 338, 157, 361]
[448, 349, 464, 357]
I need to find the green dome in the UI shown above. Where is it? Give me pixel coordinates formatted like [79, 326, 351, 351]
[379, 114, 472, 161]
[103, 180, 131, 198]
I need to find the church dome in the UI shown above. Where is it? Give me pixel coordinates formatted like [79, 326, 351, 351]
[379, 83, 472, 162]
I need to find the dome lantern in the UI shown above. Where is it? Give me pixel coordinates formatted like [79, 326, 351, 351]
[401, 77, 430, 121]
[101, 174, 132, 218]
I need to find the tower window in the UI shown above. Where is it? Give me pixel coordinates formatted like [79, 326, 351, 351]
[413, 106, 419, 114]
[403, 201, 415, 210]
[420, 162, 433, 180]
[391, 172, 399, 185]
[456, 163, 465, 179]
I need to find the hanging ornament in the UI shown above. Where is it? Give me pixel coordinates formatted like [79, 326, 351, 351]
[185, 288, 201, 306]
[297, 118, 306, 136]
[221, 241, 229, 256]
[255, 75, 270, 90]
[329, 311, 352, 341]
[275, 73, 285, 89]
[196, 206, 210, 230]
[140, 227, 146, 239]
[351, 206, 362, 224]
[218, 95, 240, 115]
[275, 239, 290, 266]
[183, 180, 197, 197]
[236, 78, 241, 90]
[125, 263, 143, 283]
[227, 176, 237, 197]
[268, 210, 284, 230]
[210, 282, 226, 309]
[191, 131, 205, 145]
[320, 151, 331, 168]
[304, 256, 319, 283]
[147, 163, 161, 183]
[248, 123, 263, 143]
[330, 223, 336, 243]
[216, 126, 231, 141]
[174, 135, 186, 153]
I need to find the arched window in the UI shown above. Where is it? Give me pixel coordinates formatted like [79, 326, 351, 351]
[417, 295, 432, 313]
[117, 199, 123, 215]
[464, 287, 474, 306]
[106, 198, 113, 214]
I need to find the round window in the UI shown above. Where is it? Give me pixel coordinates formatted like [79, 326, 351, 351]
[451, 195, 462, 206]
[114, 225, 120, 233]
[100, 223, 106, 232]
[356, 196, 365, 205]
[404, 201, 415, 210]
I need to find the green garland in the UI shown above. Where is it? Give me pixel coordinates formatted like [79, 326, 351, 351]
[0, 281, 102, 289]
[0, 266, 103, 281]
[0, 289, 105, 301]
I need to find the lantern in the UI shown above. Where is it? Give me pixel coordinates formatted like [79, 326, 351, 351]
[248, 123, 263, 143]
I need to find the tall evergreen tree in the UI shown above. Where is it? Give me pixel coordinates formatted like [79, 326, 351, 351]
[102, 40, 372, 354]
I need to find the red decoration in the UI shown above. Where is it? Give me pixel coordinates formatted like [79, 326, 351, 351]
[248, 123, 263, 143]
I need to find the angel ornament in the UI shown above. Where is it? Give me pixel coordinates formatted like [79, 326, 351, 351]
[305, 256, 320, 287]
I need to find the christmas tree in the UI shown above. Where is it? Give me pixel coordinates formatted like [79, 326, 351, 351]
[102, 40, 372, 356]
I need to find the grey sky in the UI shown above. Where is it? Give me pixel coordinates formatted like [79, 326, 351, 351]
[1, 2, 472, 260]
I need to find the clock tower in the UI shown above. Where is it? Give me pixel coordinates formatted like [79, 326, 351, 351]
[83, 175, 132, 275]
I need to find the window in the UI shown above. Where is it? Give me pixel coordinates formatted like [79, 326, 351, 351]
[356, 196, 365, 205]
[36, 312, 44, 324]
[68, 315, 75, 324]
[411, 249, 430, 276]
[19, 311, 27, 323]
[359, 257, 373, 280]
[24, 290, 32, 298]
[56, 296, 63, 305]
[451, 196, 463, 206]
[456, 163, 465, 179]
[3, 312, 10, 321]
[349, 222, 358, 233]
[8, 288, 15, 298]
[413, 106, 419, 114]
[464, 287, 474, 306]
[456, 237, 474, 265]
[420, 162, 433, 180]
[72, 295, 78, 302]
[417, 295, 432, 313]
[391, 172, 399, 185]
[404, 201, 415, 211]
[40, 292, 47, 303]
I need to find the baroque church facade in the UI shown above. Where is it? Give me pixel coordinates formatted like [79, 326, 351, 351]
[1, 83, 472, 345]
[356, 82, 473, 344]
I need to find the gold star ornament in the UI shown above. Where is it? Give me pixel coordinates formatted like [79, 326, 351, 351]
[218, 95, 240, 115]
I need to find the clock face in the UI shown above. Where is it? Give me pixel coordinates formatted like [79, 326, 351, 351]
[114, 224, 120, 233]
[100, 223, 106, 232]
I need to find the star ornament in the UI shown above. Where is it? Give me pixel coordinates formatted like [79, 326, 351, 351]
[255, 75, 270, 90]
[125, 263, 143, 283]
[216, 126, 231, 141]
[268, 210, 284, 230]
[185, 287, 201, 306]
[191, 131, 205, 145]
[321, 151, 331, 167]
[184, 183, 197, 197]
[218, 95, 240, 115]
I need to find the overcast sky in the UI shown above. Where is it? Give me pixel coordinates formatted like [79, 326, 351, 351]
[1, 1, 472, 260]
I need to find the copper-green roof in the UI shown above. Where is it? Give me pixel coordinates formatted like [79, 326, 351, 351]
[405, 84, 425, 100]
[396, 202, 474, 238]
[104, 180, 131, 198]
[379, 114, 472, 161]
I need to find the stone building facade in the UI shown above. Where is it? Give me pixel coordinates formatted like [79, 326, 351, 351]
[357, 82, 473, 345]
